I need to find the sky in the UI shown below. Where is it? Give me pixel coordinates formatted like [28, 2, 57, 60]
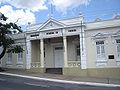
[0, 0, 120, 31]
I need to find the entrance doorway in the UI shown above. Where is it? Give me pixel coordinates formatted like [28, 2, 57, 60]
[45, 46, 63, 74]
[54, 46, 64, 68]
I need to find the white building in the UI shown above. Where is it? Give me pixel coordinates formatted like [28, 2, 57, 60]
[1, 15, 120, 78]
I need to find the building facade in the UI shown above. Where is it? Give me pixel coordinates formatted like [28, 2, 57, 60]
[1, 15, 120, 78]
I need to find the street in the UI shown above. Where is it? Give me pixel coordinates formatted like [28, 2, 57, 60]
[0, 74, 120, 90]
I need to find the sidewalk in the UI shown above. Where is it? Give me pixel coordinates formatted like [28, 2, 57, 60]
[1, 69, 120, 85]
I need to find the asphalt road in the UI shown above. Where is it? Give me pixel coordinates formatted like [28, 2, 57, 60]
[0, 74, 120, 90]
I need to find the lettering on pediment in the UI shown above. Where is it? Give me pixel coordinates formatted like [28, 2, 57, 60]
[42, 21, 63, 29]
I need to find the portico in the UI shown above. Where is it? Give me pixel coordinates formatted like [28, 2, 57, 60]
[26, 36, 86, 73]
[25, 17, 87, 74]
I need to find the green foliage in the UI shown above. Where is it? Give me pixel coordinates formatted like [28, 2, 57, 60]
[0, 13, 23, 60]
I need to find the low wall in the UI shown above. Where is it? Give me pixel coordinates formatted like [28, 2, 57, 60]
[27, 68, 45, 73]
[63, 68, 120, 78]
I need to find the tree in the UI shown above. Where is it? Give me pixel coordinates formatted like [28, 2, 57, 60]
[0, 12, 23, 61]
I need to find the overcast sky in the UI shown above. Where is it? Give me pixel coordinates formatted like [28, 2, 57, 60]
[0, 0, 120, 30]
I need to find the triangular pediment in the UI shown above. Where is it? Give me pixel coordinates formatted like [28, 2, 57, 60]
[115, 30, 120, 35]
[92, 33, 107, 39]
[39, 18, 66, 30]
[112, 30, 120, 37]
[94, 33, 105, 37]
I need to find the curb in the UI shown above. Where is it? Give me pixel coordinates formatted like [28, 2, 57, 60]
[0, 72, 120, 87]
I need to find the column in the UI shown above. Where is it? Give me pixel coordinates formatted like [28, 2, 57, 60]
[40, 39, 44, 68]
[79, 23, 87, 69]
[26, 40, 31, 69]
[63, 36, 68, 67]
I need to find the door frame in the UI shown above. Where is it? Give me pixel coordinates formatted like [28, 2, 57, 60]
[53, 45, 64, 68]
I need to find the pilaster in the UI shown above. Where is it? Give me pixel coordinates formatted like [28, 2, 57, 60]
[63, 36, 68, 67]
[40, 39, 44, 68]
[79, 22, 87, 69]
[26, 40, 31, 69]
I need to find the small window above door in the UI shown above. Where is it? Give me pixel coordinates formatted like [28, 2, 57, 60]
[55, 47, 63, 50]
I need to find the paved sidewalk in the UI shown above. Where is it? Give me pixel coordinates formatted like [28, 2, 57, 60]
[1, 69, 120, 85]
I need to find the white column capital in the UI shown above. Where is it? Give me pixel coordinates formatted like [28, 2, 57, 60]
[40, 38, 44, 40]
[63, 36, 67, 39]
[62, 29, 66, 36]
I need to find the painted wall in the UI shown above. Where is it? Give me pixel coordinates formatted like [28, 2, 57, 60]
[31, 40, 40, 62]
[63, 68, 120, 78]
[85, 21, 120, 68]
[1, 45, 26, 69]
[67, 36, 79, 61]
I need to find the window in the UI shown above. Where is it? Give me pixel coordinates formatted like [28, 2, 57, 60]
[96, 41, 105, 60]
[116, 39, 120, 61]
[95, 41, 106, 66]
[31, 34, 39, 37]
[7, 52, 12, 64]
[76, 45, 80, 56]
[68, 29, 76, 32]
[46, 32, 54, 35]
[55, 47, 63, 50]
[76, 45, 80, 61]
[17, 52, 23, 64]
